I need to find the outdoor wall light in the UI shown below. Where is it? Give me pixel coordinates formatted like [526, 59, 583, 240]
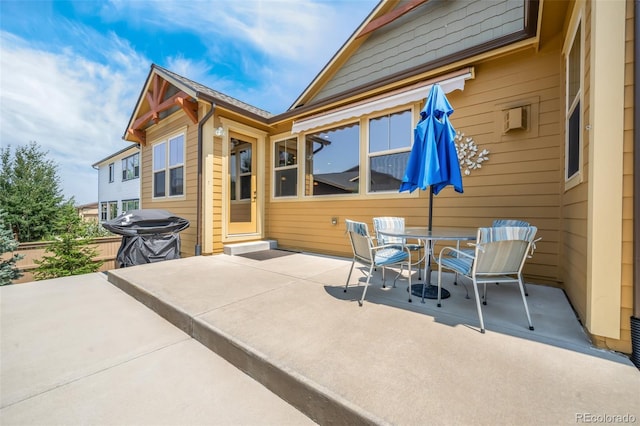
[214, 127, 225, 137]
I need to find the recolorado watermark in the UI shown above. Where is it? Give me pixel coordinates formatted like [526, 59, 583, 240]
[576, 413, 637, 423]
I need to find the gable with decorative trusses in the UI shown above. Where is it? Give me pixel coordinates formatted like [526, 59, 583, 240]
[125, 72, 198, 145]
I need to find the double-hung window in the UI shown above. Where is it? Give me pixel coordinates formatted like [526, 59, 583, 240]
[274, 137, 298, 197]
[565, 21, 582, 186]
[122, 153, 139, 181]
[304, 123, 360, 196]
[153, 134, 184, 198]
[368, 109, 412, 193]
[100, 201, 118, 221]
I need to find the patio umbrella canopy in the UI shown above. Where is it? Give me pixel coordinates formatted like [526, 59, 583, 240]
[399, 84, 464, 300]
[103, 209, 190, 268]
[399, 83, 463, 230]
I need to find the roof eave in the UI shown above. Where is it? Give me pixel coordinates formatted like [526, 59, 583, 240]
[288, 0, 387, 110]
[91, 144, 140, 168]
[122, 64, 157, 141]
[196, 92, 271, 126]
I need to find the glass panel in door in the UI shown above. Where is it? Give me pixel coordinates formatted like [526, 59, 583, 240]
[228, 132, 257, 234]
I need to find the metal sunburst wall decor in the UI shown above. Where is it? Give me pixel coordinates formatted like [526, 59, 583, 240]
[454, 131, 490, 176]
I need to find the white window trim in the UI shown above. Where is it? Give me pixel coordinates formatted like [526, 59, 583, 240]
[366, 105, 415, 195]
[152, 130, 186, 199]
[272, 136, 299, 199]
[101, 200, 118, 221]
[288, 105, 422, 201]
[122, 198, 139, 212]
[563, 11, 583, 191]
[303, 119, 361, 199]
[121, 153, 140, 181]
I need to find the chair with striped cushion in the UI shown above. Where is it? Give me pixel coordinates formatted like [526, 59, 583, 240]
[492, 220, 538, 295]
[373, 217, 424, 282]
[435, 226, 538, 333]
[492, 219, 530, 227]
[344, 219, 411, 306]
[459, 220, 530, 254]
[459, 219, 535, 294]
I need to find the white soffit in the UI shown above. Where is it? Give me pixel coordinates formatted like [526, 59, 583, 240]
[291, 70, 473, 134]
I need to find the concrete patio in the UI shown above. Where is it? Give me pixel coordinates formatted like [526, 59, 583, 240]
[2, 251, 639, 425]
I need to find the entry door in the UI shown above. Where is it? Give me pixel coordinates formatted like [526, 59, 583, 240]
[228, 132, 257, 234]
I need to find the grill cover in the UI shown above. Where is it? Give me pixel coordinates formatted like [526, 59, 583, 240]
[102, 209, 190, 268]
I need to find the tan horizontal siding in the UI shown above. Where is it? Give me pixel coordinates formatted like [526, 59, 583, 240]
[141, 113, 199, 256]
[266, 44, 564, 284]
[210, 125, 224, 253]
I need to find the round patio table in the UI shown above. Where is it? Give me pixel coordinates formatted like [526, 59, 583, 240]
[377, 226, 476, 303]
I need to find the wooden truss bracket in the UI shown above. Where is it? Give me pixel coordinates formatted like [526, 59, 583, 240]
[127, 74, 199, 145]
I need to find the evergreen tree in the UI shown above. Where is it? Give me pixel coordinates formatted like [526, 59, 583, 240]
[33, 203, 103, 280]
[0, 142, 65, 242]
[0, 209, 24, 285]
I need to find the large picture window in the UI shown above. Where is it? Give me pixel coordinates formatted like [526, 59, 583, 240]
[304, 123, 360, 196]
[153, 134, 184, 198]
[565, 22, 582, 184]
[368, 109, 412, 193]
[122, 153, 140, 181]
[274, 137, 297, 197]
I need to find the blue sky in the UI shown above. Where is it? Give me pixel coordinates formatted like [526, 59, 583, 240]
[0, 0, 378, 205]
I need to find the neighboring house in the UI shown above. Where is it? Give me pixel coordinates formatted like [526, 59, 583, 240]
[76, 202, 99, 222]
[92, 145, 141, 222]
[121, 0, 636, 355]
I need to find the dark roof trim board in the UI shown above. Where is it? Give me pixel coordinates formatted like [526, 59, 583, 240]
[123, 67, 157, 140]
[356, 0, 429, 39]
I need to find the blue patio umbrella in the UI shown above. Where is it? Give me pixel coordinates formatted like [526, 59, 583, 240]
[399, 83, 463, 231]
[399, 83, 463, 300]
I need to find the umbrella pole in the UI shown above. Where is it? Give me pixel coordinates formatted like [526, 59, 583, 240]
[428, 186, 434, 231]
[421, 186, 435, 303]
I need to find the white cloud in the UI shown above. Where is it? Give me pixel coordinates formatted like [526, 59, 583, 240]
[0, 30, 146, 205]
[0, 0, 378, 205]
[102, 0, 376, 112]
[107, 0, 336, 60]
[165, 56, 212, 83]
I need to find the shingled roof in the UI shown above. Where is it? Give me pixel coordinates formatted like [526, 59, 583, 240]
[152, 64, 273, 119]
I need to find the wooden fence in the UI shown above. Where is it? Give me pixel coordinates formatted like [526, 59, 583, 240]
[7, 236, 122, 284]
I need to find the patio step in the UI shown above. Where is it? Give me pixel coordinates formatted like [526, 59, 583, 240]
[223, 240, 277, 255]
[106, 256, 377, 425]
[102, 255, 638, 425]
